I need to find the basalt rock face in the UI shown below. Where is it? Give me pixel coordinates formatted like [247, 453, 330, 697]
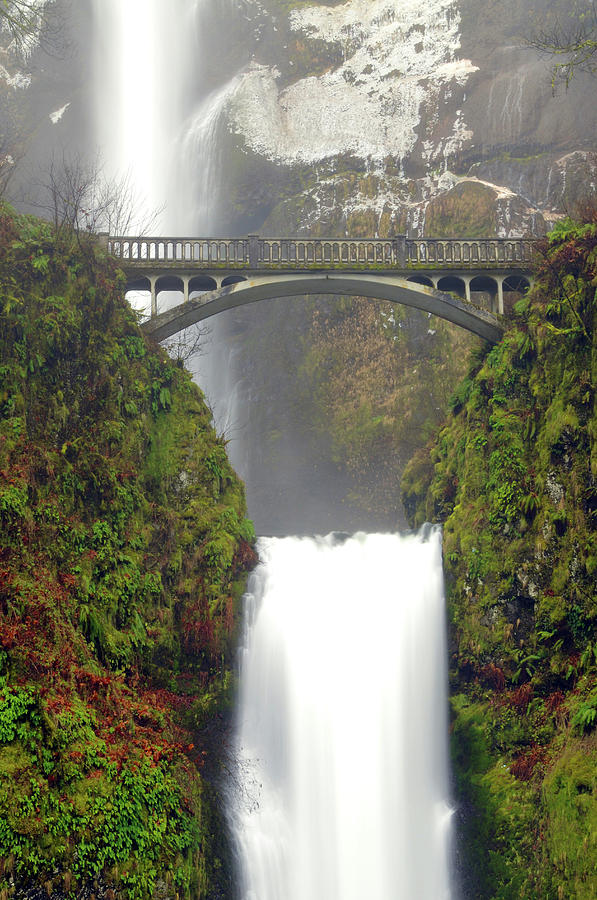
[220, 0, 596, 236]
[197, 0, 597, 534]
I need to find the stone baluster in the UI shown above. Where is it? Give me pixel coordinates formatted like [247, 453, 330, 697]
[249, 235, 259, 268]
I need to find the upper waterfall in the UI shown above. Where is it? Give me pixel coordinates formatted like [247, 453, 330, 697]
[92, 0, 199, 233]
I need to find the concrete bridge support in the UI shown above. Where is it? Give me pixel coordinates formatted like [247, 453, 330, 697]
[109, 232, 535, 337]
[140, 273, 506, 344]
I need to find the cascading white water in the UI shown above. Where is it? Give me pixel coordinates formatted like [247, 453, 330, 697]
[232, 530, 454, 900]
[93, 0, 246, 450]
[92, 7, 455, 897]
[92, 0, 197, 233]
[178, 75, 242, 234]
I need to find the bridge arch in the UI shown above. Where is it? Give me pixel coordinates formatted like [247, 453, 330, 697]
[189, 274, 218, 295]
[503, 274, 531, 313]
[407, 275, 434, 288]
[470, 275, 499, 312]
[125, 275, 151, 294]
[437, 275, 467, 299]
[156, 274, 184, 294]
[141, 273, 504, 345]
[504, 274, 531, 293]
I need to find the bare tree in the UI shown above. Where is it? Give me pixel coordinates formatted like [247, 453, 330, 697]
[0, 0, 60, 58]
[530, 0, 597, 88]
[162, 323, 211, 364]
[29, 150, 161, 245]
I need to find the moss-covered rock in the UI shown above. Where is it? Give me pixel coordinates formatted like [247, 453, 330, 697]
[425, 181, 505, 238]
[402, 216, 597, 897]
[0, 207, 256, 898]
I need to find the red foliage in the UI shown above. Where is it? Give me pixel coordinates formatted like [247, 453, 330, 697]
[545, 690, 565, 714]
[510, 745, 545, 781]
[181, 594, 215, 655]
[0, 622, 18, 649]
[232, 539, 258, 574]
[479, 663, 506, 692]
[509, 682, 533, 713]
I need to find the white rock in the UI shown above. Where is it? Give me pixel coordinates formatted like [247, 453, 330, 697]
[230, 0, 477, 166]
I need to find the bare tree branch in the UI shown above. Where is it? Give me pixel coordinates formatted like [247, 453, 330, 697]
[0, 0, 60, 58]
[529, 0, 597, 89]
[162, 323, 211, 364]
[28, 150, 162, 241]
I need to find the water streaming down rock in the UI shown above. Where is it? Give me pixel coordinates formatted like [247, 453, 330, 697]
[231, 530, 454, 900]
[178, 75, 243, 234]
[176, 70, 249, 469]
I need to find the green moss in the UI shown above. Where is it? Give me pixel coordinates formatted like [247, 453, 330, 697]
[0, 205, 256, 898]
[402, 218, 597, 895]
[451, 694, 541, 898]
[543, 746, 597, 899]
[425, 182, 500, 239]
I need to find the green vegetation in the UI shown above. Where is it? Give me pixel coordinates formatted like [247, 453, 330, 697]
[0, 206, 256, 898]
[425, 181, 508, 239]
[402, 215, 597, 897]
[299, 298, 478, 519]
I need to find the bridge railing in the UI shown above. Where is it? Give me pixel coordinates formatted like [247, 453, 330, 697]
[405, 238, 535, 265]
[107, 235, 536, 268]
[258, 238, 402, 265]
[107, 237, 251, 264]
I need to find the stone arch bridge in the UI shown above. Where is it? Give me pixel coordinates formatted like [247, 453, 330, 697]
[104, 234, 536, 345]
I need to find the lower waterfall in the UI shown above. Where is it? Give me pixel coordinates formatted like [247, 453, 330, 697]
[230, 529, 454, 900]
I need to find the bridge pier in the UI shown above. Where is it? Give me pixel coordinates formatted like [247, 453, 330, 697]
[463, 276, 472, 303]
[150, 275, 158, 318]
[497, 278, 504, 315]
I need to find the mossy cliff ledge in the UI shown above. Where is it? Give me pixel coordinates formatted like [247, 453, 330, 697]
[0, 208, 256, 899]
[402, 218, 597, 898]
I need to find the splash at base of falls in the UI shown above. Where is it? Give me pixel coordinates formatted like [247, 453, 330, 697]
[230, 529, 454, 900]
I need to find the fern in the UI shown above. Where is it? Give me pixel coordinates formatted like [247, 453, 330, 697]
[572, 700, 597, 734]
[548, 217, 597, 245]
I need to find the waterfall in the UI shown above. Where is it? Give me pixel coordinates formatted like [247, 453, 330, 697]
[178, 75, 243, 233]
[91, 7, 455, 898]
[92, 0, 196, 233]
[231, 530, 454, 899]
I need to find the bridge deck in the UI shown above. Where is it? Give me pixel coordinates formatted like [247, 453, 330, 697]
[103, 233, 535, 346]
[105, 234, 536, 271]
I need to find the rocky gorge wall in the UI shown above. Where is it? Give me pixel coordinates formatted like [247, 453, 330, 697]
[192, 0, 596, 533]
[3, 0, 597, 532]
[402, 217, 597, 898]
[0, 206, 255, 898]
